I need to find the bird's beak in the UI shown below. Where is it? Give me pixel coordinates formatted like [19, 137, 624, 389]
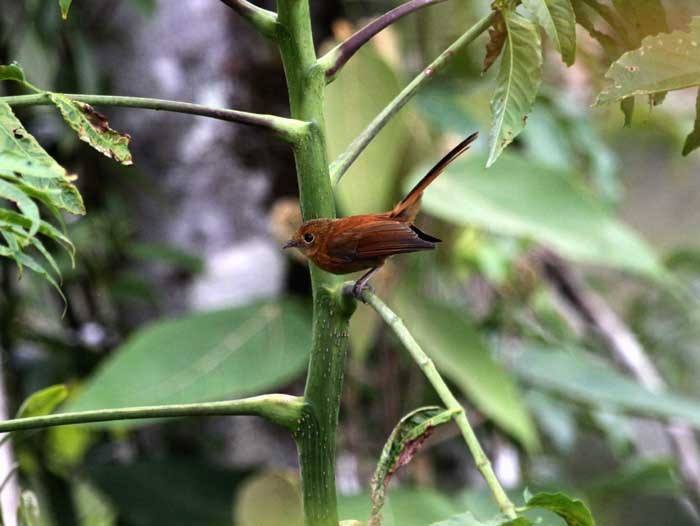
[283, 240, 298, 249]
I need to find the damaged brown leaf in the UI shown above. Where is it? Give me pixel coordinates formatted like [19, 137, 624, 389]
[483, 11, 507, 73]
[49, 93, 133, 165]
[369, 407, 456, 526]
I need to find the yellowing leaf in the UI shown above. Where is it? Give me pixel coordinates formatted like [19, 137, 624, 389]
[49, 94, 132, 165]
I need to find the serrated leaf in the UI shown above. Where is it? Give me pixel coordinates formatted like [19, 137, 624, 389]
[0, 102, 85, 215]
[65, 299, 311, 427]
[16, 384, 68, 419]
[49, 94, 132, 165]
[487, 10, 543, 167]
[59, 0, 73, 19]
[0, 62, 25, 83]
[483, 11, 507, 73]
[683, 87, 700, 155]
[17, 490, 40, 526]
[522, 0, 576, 65]
[7, 249, 65, 301]
[395, 281, 539, 451]
[596, 17, 700, 105]
[0, 208, 74, 257]
[525, 492, 594, 526]
[0, 178, 39, 237]
[370, 407, 456, 526]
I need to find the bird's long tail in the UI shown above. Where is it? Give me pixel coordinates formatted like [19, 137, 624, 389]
[390, 131, 478, 221]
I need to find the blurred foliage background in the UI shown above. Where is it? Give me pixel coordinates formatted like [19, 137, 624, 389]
[3, 0, 700, 525]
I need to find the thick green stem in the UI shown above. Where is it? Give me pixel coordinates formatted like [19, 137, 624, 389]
[0, 394, 304, 432]
[363, 290, 517, 520]
[276, 1, 352, 524]
[1, 93, 308, 144]
[330, 12, 495, 185]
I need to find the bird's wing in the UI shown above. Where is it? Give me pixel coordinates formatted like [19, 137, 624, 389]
[325, 219, 439, 262]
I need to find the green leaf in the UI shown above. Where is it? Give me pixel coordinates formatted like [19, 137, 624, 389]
[596, 17, 700, 105]
[522, 0, 577, 66]
[371, 407, 457, 525]
[64, 299, 311, 427]
[16, 384, 68, 419]
[325, 45, 411, 215]
[525, 491, 594, 526]
[395, 283, 539, 451]
[571, 1, 621, 60]
[413, 152, 662, 278]
[49, 94, 133, 165]
[0, 63, 26, 83]
[611, 0, 669, 46]
[0, 208, 75, 258]
[487, 9, 543, 167]
[512, 346, 700, 427]
[59, 0, 73, 19]
[0, 102, 85, 215]
[88, 460, 247, 526]
[0, 178, 40, 237]
[431, 512, 531, 526]
[340, 488, 461, 526]
[17, 490, 40, 526]
[683, 87, 700, 155]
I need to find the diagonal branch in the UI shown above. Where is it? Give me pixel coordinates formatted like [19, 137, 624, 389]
[218, 0, 279, 40]
[0, 394, 305, 433]
[536, 249, 700, 516]
[1, 93, 309, 145]
[318, 0, 450, 82]
[329, 11, 495, 185]
[361, 287, 517, 520]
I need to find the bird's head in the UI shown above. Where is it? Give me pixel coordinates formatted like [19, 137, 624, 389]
[283, 218, 332, 259]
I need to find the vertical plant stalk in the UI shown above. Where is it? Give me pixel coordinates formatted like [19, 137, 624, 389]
[363, 290, 517, 520]
[275, 1, 352, 525]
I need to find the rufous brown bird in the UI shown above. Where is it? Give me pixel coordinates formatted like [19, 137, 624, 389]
[284, 132, 478, 298]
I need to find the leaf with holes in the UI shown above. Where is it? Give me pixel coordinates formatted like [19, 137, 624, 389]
[0, 102, 84, 215]
[595, 17, 700, 105]
[370, 407, 457, 526]
[522, 0, 576, 65]
[487, 10, 543, 167]
[49, 94, 132, 165]
[64, 299, 311, 427]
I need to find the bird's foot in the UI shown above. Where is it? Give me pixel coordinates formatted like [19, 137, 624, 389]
[351, 281, 373, 303]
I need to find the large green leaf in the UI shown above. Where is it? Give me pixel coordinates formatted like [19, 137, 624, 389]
[325, 45, 410, 215]
[412, 153, 662, 278]
[340, 488, 461, 526]
[487, 9, 543, 167]
[512, 346, 700, 427]
[49, 94, 132, 165]
[65, 299, 311, 426]
[395, 284, 539, 451]
[596, 17, 700, 105]
[522, 0, 577, 66]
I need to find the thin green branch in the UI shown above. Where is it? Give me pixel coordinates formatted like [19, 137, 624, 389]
[318, 0, 450, 82]
[1, 92, 309, 144]
[218, 0, 280, 40]
[330, 11, 495, 185]
[0, 394, 304, 433]
[362, 289, 517, 520]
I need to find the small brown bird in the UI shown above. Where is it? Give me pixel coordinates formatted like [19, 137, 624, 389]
[284, 132, 478, 297]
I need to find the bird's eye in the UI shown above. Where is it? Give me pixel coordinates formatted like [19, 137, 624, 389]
[303, 233, 315, 244]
